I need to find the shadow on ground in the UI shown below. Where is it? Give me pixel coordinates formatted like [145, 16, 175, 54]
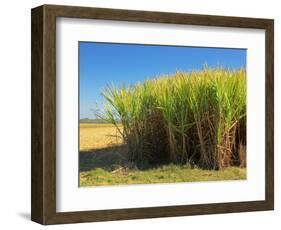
[79, 145, 129, 172]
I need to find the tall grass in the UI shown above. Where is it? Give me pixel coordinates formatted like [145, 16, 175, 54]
[100, 67, 246, 169]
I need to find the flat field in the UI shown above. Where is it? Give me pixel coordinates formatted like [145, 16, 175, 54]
[79, 123, 246, 186]
[79, 123, 123, 152]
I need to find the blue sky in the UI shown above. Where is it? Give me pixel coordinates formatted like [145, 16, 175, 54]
[79, 42, 246, 119]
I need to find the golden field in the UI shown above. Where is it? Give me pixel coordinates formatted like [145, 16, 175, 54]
[79, 123, 123, 152]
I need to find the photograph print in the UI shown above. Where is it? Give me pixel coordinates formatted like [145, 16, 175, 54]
[79, 42, 247, 187]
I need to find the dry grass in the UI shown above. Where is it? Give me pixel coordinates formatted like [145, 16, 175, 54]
[79, 123, 123, 152]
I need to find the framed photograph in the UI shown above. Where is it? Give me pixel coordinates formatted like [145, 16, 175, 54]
[31, 4, 274, 225]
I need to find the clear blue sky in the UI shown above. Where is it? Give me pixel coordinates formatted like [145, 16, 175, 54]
[79, 42, 246, 119]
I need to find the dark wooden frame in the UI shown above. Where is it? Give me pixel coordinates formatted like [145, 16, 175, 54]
[31, 4, 274, 225]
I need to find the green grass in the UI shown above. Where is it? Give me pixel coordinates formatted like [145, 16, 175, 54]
[80, 165, 246, 186]
[100, 68, 246, 170]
